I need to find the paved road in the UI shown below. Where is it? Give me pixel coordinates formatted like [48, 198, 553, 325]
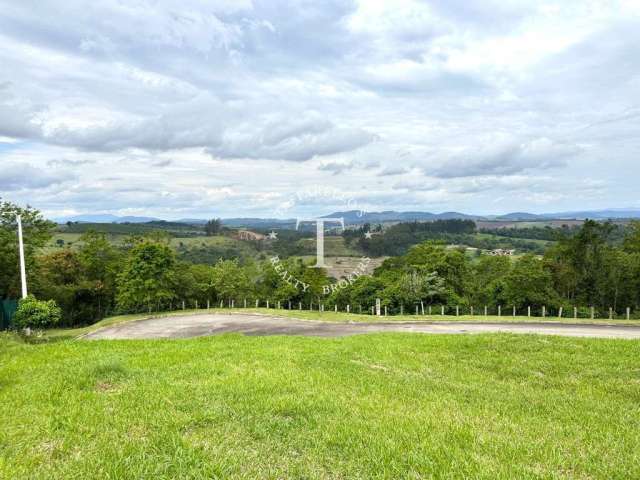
[81, 313, 640, 340]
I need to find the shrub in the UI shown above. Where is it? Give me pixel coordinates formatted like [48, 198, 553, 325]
[14, 296, 62, 329]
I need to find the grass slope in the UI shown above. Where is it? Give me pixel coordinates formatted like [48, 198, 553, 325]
[1, 333, 639, 479]
[253, 308, 640, 325]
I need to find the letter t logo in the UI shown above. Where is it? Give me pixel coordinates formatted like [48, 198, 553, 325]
[296, 217, 344, 268]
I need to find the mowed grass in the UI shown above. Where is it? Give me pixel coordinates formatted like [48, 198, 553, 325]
[1, 333, 639, 479]
[255, 308, 640, 325]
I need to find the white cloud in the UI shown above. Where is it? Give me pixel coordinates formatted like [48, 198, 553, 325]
[0, 162, 75, 191]
[424, 137, 582, 178]
[0, 89, 45, 139]
[207, 113, 376, 161]
[0, 0, 637, 217]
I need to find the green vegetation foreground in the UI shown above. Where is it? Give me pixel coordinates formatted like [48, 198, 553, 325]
[1, 333, 639, 479]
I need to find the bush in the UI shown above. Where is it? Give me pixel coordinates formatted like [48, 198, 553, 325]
[14, 296, 62, 329]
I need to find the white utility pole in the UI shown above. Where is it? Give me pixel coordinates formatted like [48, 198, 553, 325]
[16, 215, 28, 299]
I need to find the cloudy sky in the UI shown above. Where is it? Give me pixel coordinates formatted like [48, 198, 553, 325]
[1, 0, 639, 219]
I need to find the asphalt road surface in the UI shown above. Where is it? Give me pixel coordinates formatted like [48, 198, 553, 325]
[81, 313, 640, 340]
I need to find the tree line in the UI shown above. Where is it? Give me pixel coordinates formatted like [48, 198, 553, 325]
[2, 199, 640, 326]
[333, 219, 640, 315]
[345, 220, 545, 256]
[480, 223, 628, 243]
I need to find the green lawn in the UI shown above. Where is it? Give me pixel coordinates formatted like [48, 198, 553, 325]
[254, 308, 640, 325]
[170, 236, 244, 248]
[1, 332, 639, 479]
[297, 236, 364, 257]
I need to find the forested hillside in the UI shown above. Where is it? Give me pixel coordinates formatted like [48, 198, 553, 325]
[2, 199, 640, 326]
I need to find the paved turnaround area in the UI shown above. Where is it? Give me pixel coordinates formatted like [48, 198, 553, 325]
[82, 313, 640, 340]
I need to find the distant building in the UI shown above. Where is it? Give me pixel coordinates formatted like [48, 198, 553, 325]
[487, 249, 515, 256]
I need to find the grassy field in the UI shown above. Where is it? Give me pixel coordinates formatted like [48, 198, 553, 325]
[251, 308, 640, 325]
[46, 233, 363, 260]
[47, 233, 248, 249]
[44, 232, 85, 252]
[297, 236, 363, 257]
[45, 232, 126, 253]
[473, 232, 552, 247]
[170, 236, 246, 248]
[1, 332, 639, 479]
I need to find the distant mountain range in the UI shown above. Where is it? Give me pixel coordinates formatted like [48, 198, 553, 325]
[55, 214, 161, 224]
[221, 218, 297, 228]
[322, 209, 640, 223]
[492, 209, 640, 221]
[321, 210, 478, 224]
[53, 209, 640, 227]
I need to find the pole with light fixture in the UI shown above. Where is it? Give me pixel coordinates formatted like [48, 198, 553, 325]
[16, 215, 28, 299]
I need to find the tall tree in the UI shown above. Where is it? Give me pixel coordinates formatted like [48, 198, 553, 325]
[211, 259, 252, 301]
[381, 271, 447, 310]
[78, 230, 121, 318]
[545, 220, 615, 308]
[205, 218, 222, 236]
[33, 250, 86, 326]
[623, 221, 640, 254]
[503, 254, 558, 310]
[116, 241, 177, 312]
[404, 242, 469, 297]
[33, 232, 123, 325]
[467, 255, 512, 307]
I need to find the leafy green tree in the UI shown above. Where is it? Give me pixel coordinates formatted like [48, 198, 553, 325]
[173, 262, 198, 305]
[503, 255, 558, 309]
[299, 266, 331, 303]
[467, 256, 512, 307]
[32, 250, 85, 325]
[116, 241, 177, 312]
[78, 231, 120, 279]
[347, 275, 386, 310]
[597, 249, 640, 311]
[189, 264, 216, 303]
[381, 271, 447, 311]
[32, 232, 123, 325]
[211, 259, 252, 302]
[205, 218, 222, 236]
[273, 279, 299, 304]
[256, 258, 284, 300]
[78, 231, 121, 317]
[258, 257, 332, 305]
[623, 221, 640, 254]
[0, 199, 54, 298]
[404, 242, 469, 297]
[545, 220, 617, 308]
[543, 243, 579, 301]
[325, 280, 352, 308]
